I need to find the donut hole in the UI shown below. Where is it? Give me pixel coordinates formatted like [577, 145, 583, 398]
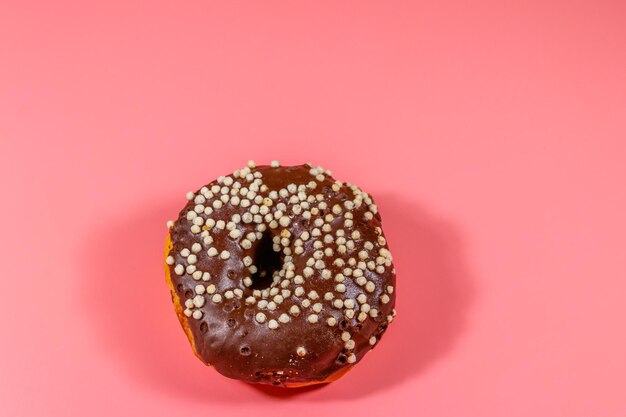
[336, 354, 347, 365]
[250, 232, 282, 290]
[240, 345, 251, 356]
[200, 322, 208, 333]
[227, 318, 237, 328]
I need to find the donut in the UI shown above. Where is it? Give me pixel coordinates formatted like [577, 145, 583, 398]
[164, 161, 396, 387]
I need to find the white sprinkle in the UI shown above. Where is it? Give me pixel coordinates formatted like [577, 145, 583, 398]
[307, 314, 319, 324]
[229, 229, 241, 239]
[186, 191, 194, 200]
[289, 305, 301, 316]
[166, 256, 175, 265]
[174, 264, 184, 275]
[184, 309, 192, 317]
[345, 339, 355, 350]
[347, 353, 357, 363]
[365, 281, 376, 292]
[255, 312, 267, 323]
[369, 336, 377, 345]
[187, 254, 197, 264]
[270, 160, 280, 167]
[193, 295, 205, 308]
[296, 346, 307, 357]
[326, 317, 337, 326]
[207, 247, 218, 257]
[212, 294, 222, 303]
[380, 294, 390, 304]
[220, 250, 230, 260]
[268, 319, 279, 330]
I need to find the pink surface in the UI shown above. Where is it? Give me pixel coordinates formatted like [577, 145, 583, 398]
[2, 1, 626, 416]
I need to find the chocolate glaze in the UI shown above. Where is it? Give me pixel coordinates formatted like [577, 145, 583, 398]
[166, 164, 396, 386]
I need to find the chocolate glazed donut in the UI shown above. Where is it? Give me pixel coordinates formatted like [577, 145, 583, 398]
[164, 161, 396, 387]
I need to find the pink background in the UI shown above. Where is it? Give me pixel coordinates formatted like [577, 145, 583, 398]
[2, 1, 626, 416]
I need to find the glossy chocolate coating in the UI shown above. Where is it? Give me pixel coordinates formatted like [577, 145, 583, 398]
[166, 164, 396, 386]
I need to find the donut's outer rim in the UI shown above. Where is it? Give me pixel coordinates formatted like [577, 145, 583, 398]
[164, 234, 354, 387]
[164, 234, 206, 363]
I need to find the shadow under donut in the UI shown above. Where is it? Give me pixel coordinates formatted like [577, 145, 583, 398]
[247, 194, 476, 400]
[78, 193, 474, 402]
